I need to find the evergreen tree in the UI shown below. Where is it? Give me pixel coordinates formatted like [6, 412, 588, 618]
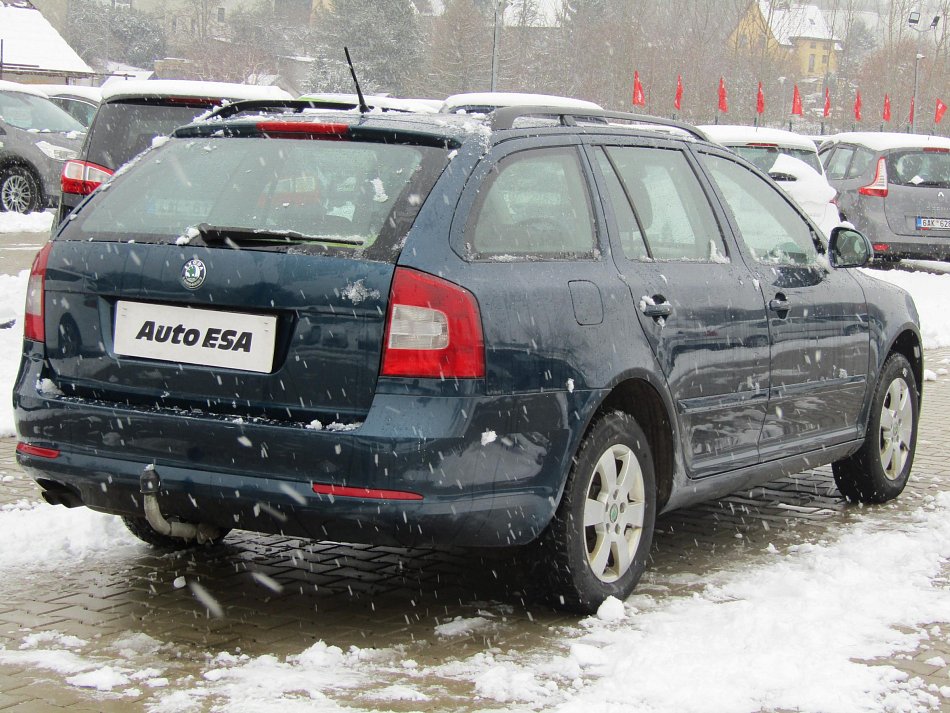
[309, 0, 424, 95]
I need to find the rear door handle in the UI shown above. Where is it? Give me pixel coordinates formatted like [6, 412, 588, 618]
[769, 298, 791, 312]
[641, 302, 672, 319]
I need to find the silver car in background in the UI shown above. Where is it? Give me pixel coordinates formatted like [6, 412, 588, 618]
[0, 80, 84, 213]
[819, 132, 950, 262]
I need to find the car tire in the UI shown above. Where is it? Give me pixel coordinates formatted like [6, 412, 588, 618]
[832, 353, 918, 503]
[0, 165, 42, 213]
[535, 410, 656, 613]
[121, 515, 231, 549]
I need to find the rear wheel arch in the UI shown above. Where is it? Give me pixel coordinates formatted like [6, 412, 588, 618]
[595, 378, 675, 512]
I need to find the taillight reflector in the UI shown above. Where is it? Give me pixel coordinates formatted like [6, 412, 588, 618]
[24, 242, 52, 343]
[311, 483, 423, 500]
[873, 243, 890, 252]
[16, 442, 60, 459]
[256, 121, 349, 138]
[381, 268, 485, 379]
[858, 157, 888, 197]
[61, 160, 113, 196]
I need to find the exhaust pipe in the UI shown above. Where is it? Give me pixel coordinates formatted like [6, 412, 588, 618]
[140, 465, 222, 544]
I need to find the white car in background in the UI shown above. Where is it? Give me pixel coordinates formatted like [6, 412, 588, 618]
[700, 125, 841, 237]
[441, 92, 602, 114]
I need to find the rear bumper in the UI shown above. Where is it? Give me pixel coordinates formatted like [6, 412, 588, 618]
[871, 237, 950, 261]
[15, 350, 598, 548]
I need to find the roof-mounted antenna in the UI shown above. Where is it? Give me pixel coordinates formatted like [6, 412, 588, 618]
[344, 47, 370, 114]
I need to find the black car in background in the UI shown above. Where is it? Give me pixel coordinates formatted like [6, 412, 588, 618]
[16, 105, 922, 612]
[58, 80, 290, 223]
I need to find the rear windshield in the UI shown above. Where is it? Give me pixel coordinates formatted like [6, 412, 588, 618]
[886, 149, 950, 188]
[0, 91, 84, 133]
[730, 145, 822, 174]
[65, 136, 446, 259]
[85, 101, 214, 170]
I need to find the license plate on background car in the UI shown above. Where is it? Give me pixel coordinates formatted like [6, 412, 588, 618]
[113, 301, 277, 373]
[915, 217, 950, 230]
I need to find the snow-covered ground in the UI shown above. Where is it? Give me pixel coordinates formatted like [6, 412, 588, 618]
[0, 210, 53, 234]
[1, 206, 950, 710]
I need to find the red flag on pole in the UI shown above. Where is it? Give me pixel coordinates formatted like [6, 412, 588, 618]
[936, 99, 948, 124]
[910, 97, 916, 126]
[718, 77, 728, 113]
[756, 82, 765, 115]
[883, 94, 891, 122]
[792, 85, 803, 116]
[674, 74, 683, 111]
[632, 71, 645, 107]
[854, 91, 862, 122]
[823, 87, 831, 118]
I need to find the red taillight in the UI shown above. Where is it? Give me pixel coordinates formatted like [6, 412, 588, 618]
[873, 243, 890, 252]
[381, 268, 485, 379]
[61, 160, 113, 196]
[858, 157, 888, 197]
[311, 483, 423, 501]
[16, 442, 60, 459]
[256, 121, 349, 139]
[24, 242, 52, 343]
[924, 147, 950, 153]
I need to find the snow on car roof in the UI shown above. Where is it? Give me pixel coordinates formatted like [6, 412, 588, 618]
[824, 131, 950, 152]
[442, 92, 602, 113]
[0, 80, 49, 98]
[101, 80, 290, 103]
[30, 84, 102, 102]
[297, 93, 439, 113]
[699, 124, 818, 151]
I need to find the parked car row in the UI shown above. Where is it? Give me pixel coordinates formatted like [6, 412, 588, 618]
[15, 97, 921, 612]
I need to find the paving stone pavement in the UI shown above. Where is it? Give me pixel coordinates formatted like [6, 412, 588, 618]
[0, 350, 949, 711]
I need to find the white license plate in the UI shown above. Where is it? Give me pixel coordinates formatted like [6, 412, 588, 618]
[114, 301, 277, 373]
[915, 216, 950, 230]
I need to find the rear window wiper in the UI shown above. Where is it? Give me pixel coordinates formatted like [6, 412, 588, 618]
[906, 180, 949, 188]
[194, 223, 365, 247]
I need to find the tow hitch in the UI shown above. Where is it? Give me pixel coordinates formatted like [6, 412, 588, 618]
[139, 465, 222, 544]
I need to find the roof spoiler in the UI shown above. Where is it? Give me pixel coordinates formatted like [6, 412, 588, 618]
[488, 105, 709, 141]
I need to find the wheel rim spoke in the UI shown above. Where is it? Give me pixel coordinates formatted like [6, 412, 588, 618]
[879, 407, 894, 430]
[588, 535, 610, 578]
[618, 500, 645, 531]
[584, 497, 607, 528]
[594, 450, 619, 493]
[611, 533, 633, 576]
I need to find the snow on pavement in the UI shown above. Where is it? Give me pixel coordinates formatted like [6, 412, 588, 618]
[1, 489, 943, 711]
[0, 211, 53, 234]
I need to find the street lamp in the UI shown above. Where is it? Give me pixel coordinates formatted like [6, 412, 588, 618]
[908, 12, 941, 133]
[490, 1, 507, 92]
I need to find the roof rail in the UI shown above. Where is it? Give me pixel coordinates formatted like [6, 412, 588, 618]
[203, 98, 421, 122]
[488, 105, 708, 141]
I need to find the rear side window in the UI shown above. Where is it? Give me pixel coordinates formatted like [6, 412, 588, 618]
[703, 154, 819, 267]
[603, 146, 727, 261]
[824, 146, 854, 180]
[886, 149, 950, 188]
[466, 147, 596, 258]
[85, 101, 212, 170]
[847, 147, 876, 179]
[68, 136, 446, 259]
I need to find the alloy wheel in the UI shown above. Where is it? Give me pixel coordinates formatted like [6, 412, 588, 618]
[583, 443, 646, 583]
[879, 377, 913, 480]
[1, 174, 33, 213]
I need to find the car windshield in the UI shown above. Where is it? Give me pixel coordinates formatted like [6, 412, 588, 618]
[69, 135, 447, 258]
[730, 145, 822, 174]
[886, 149, 950, 188]
[0, 91, 84, 133]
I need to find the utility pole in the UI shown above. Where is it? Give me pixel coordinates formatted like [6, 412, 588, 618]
[490, 0, 506, 91]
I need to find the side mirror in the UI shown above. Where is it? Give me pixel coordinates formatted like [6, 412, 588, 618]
[829, 226, 872, 268]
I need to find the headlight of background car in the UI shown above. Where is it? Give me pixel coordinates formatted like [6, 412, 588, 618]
[36, 141, 78, 162]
